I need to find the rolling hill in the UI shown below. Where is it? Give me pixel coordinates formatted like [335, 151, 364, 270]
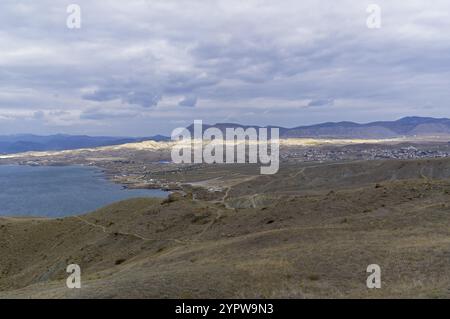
[1, 158, 449, 298]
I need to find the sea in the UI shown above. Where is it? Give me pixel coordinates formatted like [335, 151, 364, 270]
[0, 165, 167, 217]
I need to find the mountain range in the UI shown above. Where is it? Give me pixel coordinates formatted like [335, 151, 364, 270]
[0, 134, 169, 154]
[187, 116, 450, 139]
[2, 117, 450, 154]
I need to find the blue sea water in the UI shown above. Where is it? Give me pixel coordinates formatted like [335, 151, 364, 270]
[0, 165, 167, 217]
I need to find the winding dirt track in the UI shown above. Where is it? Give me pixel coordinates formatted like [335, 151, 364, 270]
[73, 215, 189, 244]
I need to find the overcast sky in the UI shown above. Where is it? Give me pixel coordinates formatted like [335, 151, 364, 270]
[1, 0, 450, 136]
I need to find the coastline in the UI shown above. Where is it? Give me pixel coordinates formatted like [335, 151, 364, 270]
[0, 164, 169, 218]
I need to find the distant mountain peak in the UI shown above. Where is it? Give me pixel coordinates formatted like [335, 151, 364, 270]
[186, 116, 450, 139]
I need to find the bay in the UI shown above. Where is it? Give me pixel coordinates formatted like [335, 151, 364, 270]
[0, 165, 166, 217]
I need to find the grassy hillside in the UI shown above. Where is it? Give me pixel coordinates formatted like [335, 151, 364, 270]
[0, 159, 449, 298]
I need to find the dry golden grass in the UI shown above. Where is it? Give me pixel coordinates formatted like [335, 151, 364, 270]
[0, 159, 449, 298]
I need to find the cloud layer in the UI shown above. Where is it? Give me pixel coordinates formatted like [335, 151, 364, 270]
[1, 0, 450, 135]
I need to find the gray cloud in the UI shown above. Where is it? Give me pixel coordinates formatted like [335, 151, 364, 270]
[178, 95, 198, 107]
[83, 88, 162, 108]
[80, 108, 139, 120]
[307, 99, 334, 107]
[1, 0, 450, 135]
[32, 110, 45, 119]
